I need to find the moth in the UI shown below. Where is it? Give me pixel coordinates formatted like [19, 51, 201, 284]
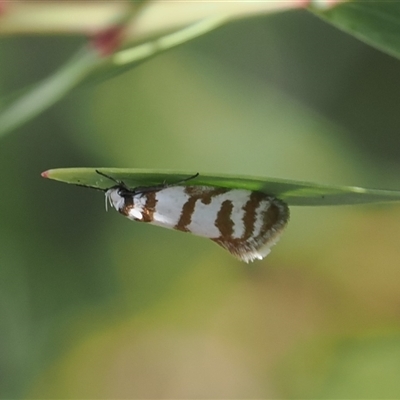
[83, 171, 289, 263]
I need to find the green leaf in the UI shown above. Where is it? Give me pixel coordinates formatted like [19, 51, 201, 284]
[0, 48, 99, 138]
[0, 1, 312, 138]
[0, 15, 227, 138]
[42, 168, 400, 206]
[310, 1, 400, 59]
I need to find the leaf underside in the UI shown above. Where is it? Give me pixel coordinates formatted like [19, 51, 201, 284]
[42, 168, 400, 207]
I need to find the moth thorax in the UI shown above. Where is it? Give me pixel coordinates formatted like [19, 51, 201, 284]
[105, 188, 146, 220]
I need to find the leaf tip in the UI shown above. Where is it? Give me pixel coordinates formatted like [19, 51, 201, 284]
[41, 170, 50, 178]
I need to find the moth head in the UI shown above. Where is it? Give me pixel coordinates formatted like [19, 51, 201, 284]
[104, 187, 126, 212]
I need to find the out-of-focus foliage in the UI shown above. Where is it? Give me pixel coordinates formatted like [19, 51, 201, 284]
[0, 1, 310, 138]
[312, 1, 400, 60]
[1, 2, 400, 399]
[3, 1, 400, 141]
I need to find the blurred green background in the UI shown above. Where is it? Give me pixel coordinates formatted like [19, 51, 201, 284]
[2, 7, 400, 399]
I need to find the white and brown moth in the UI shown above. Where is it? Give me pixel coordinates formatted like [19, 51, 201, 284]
[90, 171, 289, 263]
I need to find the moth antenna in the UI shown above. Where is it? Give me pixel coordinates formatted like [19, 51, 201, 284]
[166, 172, 199, 187]
[95, 169, 129, 189]
[180, 172, 199, 184]
[133, 172, 200, 195]
[74, 182, 106, 192]
[95, 169, 120, 185]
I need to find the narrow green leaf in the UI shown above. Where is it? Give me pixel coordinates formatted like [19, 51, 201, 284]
[0, 2, 145, 138]
[0, 1, 311, 138]
[311, 1, 400, 59]
[85, 15, 229, 86]
[0, 48, 99, 138]
[42, 168, 400, 206]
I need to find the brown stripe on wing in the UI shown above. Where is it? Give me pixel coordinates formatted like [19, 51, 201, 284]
[174, 192, 197, 232]
[141, 192, 157, 222]
[241, 191, 264, 240]
[174, 186, 229, 232]
[259, 201, 282, 235]
[215, 199, 234, 239]
[120, 195, 134, 217]
[199, 187, 228, 205]
[212, 194, 289, 262]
